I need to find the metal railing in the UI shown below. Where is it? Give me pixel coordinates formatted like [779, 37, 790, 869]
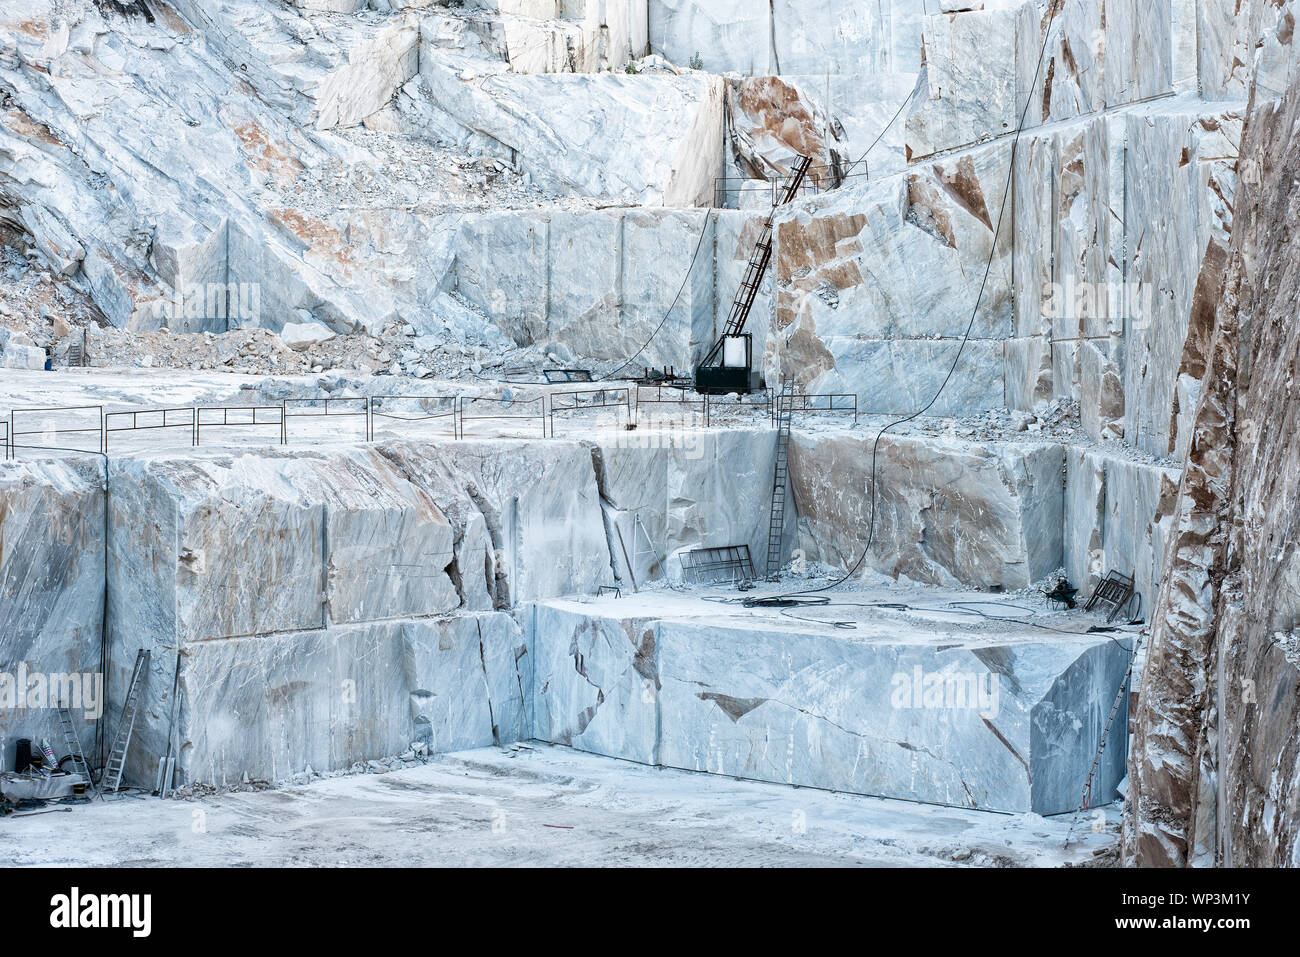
[713, 164, 859, 209]
[788, 392, 858, 422]
[1, 384, 815, 459]
[368, 394, 459, 441]
[282, 397, 369, 443]
[8, 405, 104, 458]
[105, 407, 198, 452]
[194, 405, 286, 445]
[703, 388, 775, 423]
[548, 387, 632, 436]
[457, 394, 547, 440]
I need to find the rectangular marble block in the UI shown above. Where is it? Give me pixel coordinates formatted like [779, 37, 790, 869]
[528, 596, 1132, 813]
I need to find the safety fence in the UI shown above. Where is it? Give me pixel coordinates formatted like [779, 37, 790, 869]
[549, 387, 632, 437]
[7, 405, 105, 458]
[368, 394, 458, 442]
[457, 395, 547, 440]
[282, 397, 369, 444]
[2, 387, 858, 458]
[787, 392, 858, 422]
[712, 165, 865, 209]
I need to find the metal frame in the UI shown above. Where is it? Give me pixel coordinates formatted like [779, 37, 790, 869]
[1084, 570, 1137, 623]
[680, 544, 756, 585]
[542, 369, 594, 384]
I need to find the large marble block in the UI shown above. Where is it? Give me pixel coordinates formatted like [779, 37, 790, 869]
[165, 612, 528, 787]
[528, 595, 1133, 813]
[528, 601, 658, 763]
[107, 446, 460, 644]
[414, 57, 725, 206]
[0, 457, 106, 772]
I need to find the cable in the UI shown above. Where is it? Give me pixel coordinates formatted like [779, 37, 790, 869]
[755, 5, 1061, 604]
[597, 210, 713, 382]
[840, 83, 916, 179]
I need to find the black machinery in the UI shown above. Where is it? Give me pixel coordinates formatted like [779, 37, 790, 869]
[694, 154, 813, 395]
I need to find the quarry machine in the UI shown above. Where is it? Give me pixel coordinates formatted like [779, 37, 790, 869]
[693, 154, 813, 395]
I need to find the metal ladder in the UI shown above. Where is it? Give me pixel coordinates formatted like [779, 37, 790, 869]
[701, 155, 814, 371]
[1080, 634, 1142, 810]
[101, 648, 150, 795]
[56, 703, 97, 799]
[765, 377, 795, 579]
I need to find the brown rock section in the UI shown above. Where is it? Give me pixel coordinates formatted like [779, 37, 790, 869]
[1127, 64, 1300, 866]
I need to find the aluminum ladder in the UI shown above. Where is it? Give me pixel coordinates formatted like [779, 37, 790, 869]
[101, 648, 150, 795]
[765, 377, 795, 579]
[56, 702, 97, 800]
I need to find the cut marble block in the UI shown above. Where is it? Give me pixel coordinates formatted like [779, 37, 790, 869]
[528, 601, 659, 764]
[107, 446, 461, 644]
[173, 613, 529, 787]
[100, 439, 601, 786]
[528, 593, 1133, 813]
[0, 456, 106, 773]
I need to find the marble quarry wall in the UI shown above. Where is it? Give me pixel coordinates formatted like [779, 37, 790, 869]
[0, 457, 105, 773]
[2, 418, 1110, 789]
[2, 0, 1299, 850]
[1128, 42, 1300, 867]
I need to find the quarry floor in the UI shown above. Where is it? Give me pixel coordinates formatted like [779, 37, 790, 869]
[0, 744, 1119, 867]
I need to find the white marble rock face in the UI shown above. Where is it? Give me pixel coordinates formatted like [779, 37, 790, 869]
[649, 0, 924, 76]
[771, 140, 1014, 416]
[0, 458, 106, 773]
[788, 431, 1066, 590]
[527, 598, 1132, 813]
[101, 438, 609, 785]
[412, 53, 726, 207]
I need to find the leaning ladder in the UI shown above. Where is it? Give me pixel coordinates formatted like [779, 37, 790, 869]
[57, 703, 97, 800]
[765, 377, 795, 579]
[1080, 634, 1143, 810]
[101, 648, 150, 795]
[701, 156, 814, 369]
